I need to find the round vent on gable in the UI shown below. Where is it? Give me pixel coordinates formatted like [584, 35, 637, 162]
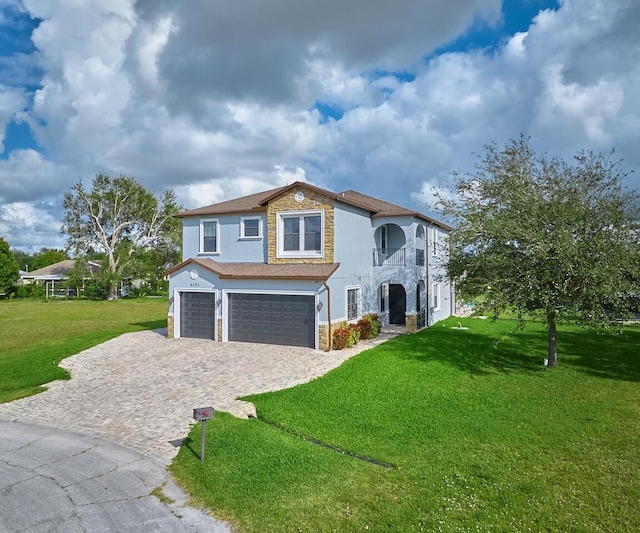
[294, 191, 305, 202]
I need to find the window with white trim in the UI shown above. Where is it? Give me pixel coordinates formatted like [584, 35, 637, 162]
[240, 216, 261, 239]
[200, 219, 219, 253]
[432, 282, 441, 310]
[277, 210, 323, 257]
[347, 287, 361, 321]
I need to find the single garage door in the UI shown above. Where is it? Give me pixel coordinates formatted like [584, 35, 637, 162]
[180, 291, 216, 339]
[228, 293, 315, 348]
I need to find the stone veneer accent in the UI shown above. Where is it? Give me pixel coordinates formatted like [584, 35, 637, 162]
[167, 315, 174, 338]
[217, 318, 222, 342]
[318, 324, 331, 351]
[266, 187, 335, 264]
[405, 314, 417, 334]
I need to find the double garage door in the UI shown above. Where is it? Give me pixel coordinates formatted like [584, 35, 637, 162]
[229, 293, 315, 348]
[180, 291, 315, 348]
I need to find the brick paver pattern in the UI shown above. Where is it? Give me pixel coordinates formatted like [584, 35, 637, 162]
[0, 329, 397, 464]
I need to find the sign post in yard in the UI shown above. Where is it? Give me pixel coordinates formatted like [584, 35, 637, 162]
[193, 407, 215, 462]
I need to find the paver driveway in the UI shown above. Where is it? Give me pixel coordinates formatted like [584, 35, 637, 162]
[0, 329, 396, 465]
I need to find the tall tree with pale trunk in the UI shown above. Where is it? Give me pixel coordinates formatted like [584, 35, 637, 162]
[62, 173, 181, 299]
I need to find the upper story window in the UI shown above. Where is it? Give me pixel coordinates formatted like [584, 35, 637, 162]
[277, 210, 323, 258]
[240, 216, 262, 239]
[200, 219, 219, 254]
[432, 228, 439, 256]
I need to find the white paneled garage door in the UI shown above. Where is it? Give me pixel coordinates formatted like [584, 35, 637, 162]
[228, 293, 315, 348]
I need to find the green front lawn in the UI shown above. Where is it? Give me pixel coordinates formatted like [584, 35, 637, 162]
[171, 317, 640, 532]
[0, 298, 167, 403]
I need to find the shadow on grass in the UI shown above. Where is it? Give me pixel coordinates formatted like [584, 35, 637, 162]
[390, 320, 640, 382]
[557, 327, 640, 382]
[180, 435, 202, 461]
[130, 319, 167, 330]
[389, 325, 545, 376]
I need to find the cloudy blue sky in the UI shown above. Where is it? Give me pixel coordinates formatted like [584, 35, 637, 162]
[0, 0, 639, 252]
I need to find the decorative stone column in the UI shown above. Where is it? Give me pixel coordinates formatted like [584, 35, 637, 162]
[318, 324, 331, 351]
[405, 314, 417, 334]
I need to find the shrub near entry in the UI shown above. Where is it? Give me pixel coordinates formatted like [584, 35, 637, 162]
[332, 313, 380, 349]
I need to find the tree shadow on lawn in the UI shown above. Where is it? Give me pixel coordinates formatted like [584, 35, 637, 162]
[130, 319, 167, 331]
[390, 326, 545, 376]
[391, 323, 640, 382]
[556, 326, 640, 382]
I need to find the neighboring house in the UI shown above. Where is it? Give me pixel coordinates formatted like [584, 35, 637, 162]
[20, 259, 101, 297]
[165, 181, 454, 350]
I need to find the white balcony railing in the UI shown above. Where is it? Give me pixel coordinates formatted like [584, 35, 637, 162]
[372, 248, 406, 266]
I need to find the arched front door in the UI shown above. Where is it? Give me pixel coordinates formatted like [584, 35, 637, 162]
[389, 284, 406, 325]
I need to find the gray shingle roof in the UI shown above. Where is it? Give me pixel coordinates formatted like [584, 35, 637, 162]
[165, 257, 340, 280]
[176, 181, 451, 229]
[21, 260, 101, 280]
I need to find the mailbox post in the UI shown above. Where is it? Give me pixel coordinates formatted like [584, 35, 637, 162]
[193, 406, 215, 462]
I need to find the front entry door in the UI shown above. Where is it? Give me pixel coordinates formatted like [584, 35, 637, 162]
[389, 284, 406, 325]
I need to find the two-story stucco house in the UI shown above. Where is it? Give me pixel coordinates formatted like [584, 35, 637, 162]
[165, 181, 453, 350]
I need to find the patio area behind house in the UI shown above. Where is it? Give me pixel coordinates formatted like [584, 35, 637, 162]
[0, 328, 399, 464]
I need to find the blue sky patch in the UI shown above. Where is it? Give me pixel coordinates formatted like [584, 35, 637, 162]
[314, 102, 345, 124]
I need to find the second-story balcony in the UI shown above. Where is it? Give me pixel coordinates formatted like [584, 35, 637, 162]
[373, 248, 426, 267]
[373, 248, 405, 266]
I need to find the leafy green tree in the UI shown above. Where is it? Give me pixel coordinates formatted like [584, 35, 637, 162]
[31, 248, 68, 271]
[61, 173, 182, 299]
[0, 237, 20, 294]
[11, 249, 34, 272]
[435, 136, 640, 367]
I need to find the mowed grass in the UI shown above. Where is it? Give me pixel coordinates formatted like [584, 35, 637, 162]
[0, 298, 167, 403]
[171, 317, 640, 533]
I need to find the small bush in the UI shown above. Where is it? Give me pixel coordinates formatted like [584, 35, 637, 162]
[349, 325, 361, 346]
[357, 314, 380, 340]
[83, 279, 109, 300]
[332, 326, 352, 350]
[332, 321, 365, 350]
[13, 283, 45, 299]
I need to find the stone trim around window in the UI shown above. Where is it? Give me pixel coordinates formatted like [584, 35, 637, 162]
[276, 209, 324, 259]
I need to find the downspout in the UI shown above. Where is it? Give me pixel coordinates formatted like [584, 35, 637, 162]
[323, 281, 332, 352]
[425, 236, 430, 327]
